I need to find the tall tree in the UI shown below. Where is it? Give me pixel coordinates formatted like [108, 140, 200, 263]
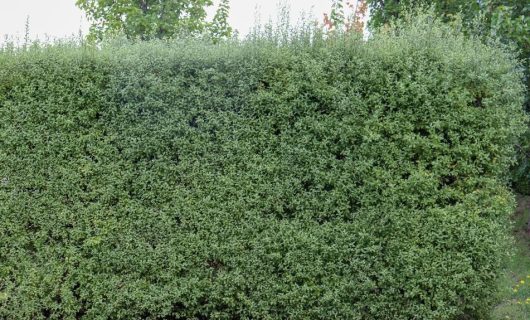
[76, 0, 232, 41]
[210, 0, 232, 41]
[323, 0, 368, 33]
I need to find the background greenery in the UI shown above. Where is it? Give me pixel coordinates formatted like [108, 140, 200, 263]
[76, 0, 232, 41]
[0, 13, 527, 319]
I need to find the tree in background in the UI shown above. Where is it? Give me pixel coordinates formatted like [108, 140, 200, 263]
[368, 0, 478, 28]
[210, 0, 232, 41]
[76, 0, 232, 41]
[323, 0, 368, 33]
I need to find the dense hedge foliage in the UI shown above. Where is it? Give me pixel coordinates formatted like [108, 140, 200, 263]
[0, 16, 527, 319]
[364, 0, 530, 196]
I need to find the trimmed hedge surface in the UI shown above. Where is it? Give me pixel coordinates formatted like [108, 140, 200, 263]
[0, 18, 527, 319]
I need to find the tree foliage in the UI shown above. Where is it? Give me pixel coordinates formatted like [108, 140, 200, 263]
[76, 0, 232, 41]
[210, 0, 232, 41]
[323, 0, 368, 33]
[0, 14, 527, 319]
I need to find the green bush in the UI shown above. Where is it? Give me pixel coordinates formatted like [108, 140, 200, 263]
[0, 16, 527, 319]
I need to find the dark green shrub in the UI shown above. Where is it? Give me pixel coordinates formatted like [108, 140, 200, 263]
[513, 129, 530, 194]
[0, 16, 527, 319]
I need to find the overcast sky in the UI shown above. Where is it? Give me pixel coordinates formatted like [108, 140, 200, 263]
[0, 0, 337, 42]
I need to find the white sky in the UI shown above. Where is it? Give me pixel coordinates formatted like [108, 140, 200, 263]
[0, 0, 339, 42]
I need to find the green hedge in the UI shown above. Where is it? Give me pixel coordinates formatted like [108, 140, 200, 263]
[0, 17, 527, 319]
